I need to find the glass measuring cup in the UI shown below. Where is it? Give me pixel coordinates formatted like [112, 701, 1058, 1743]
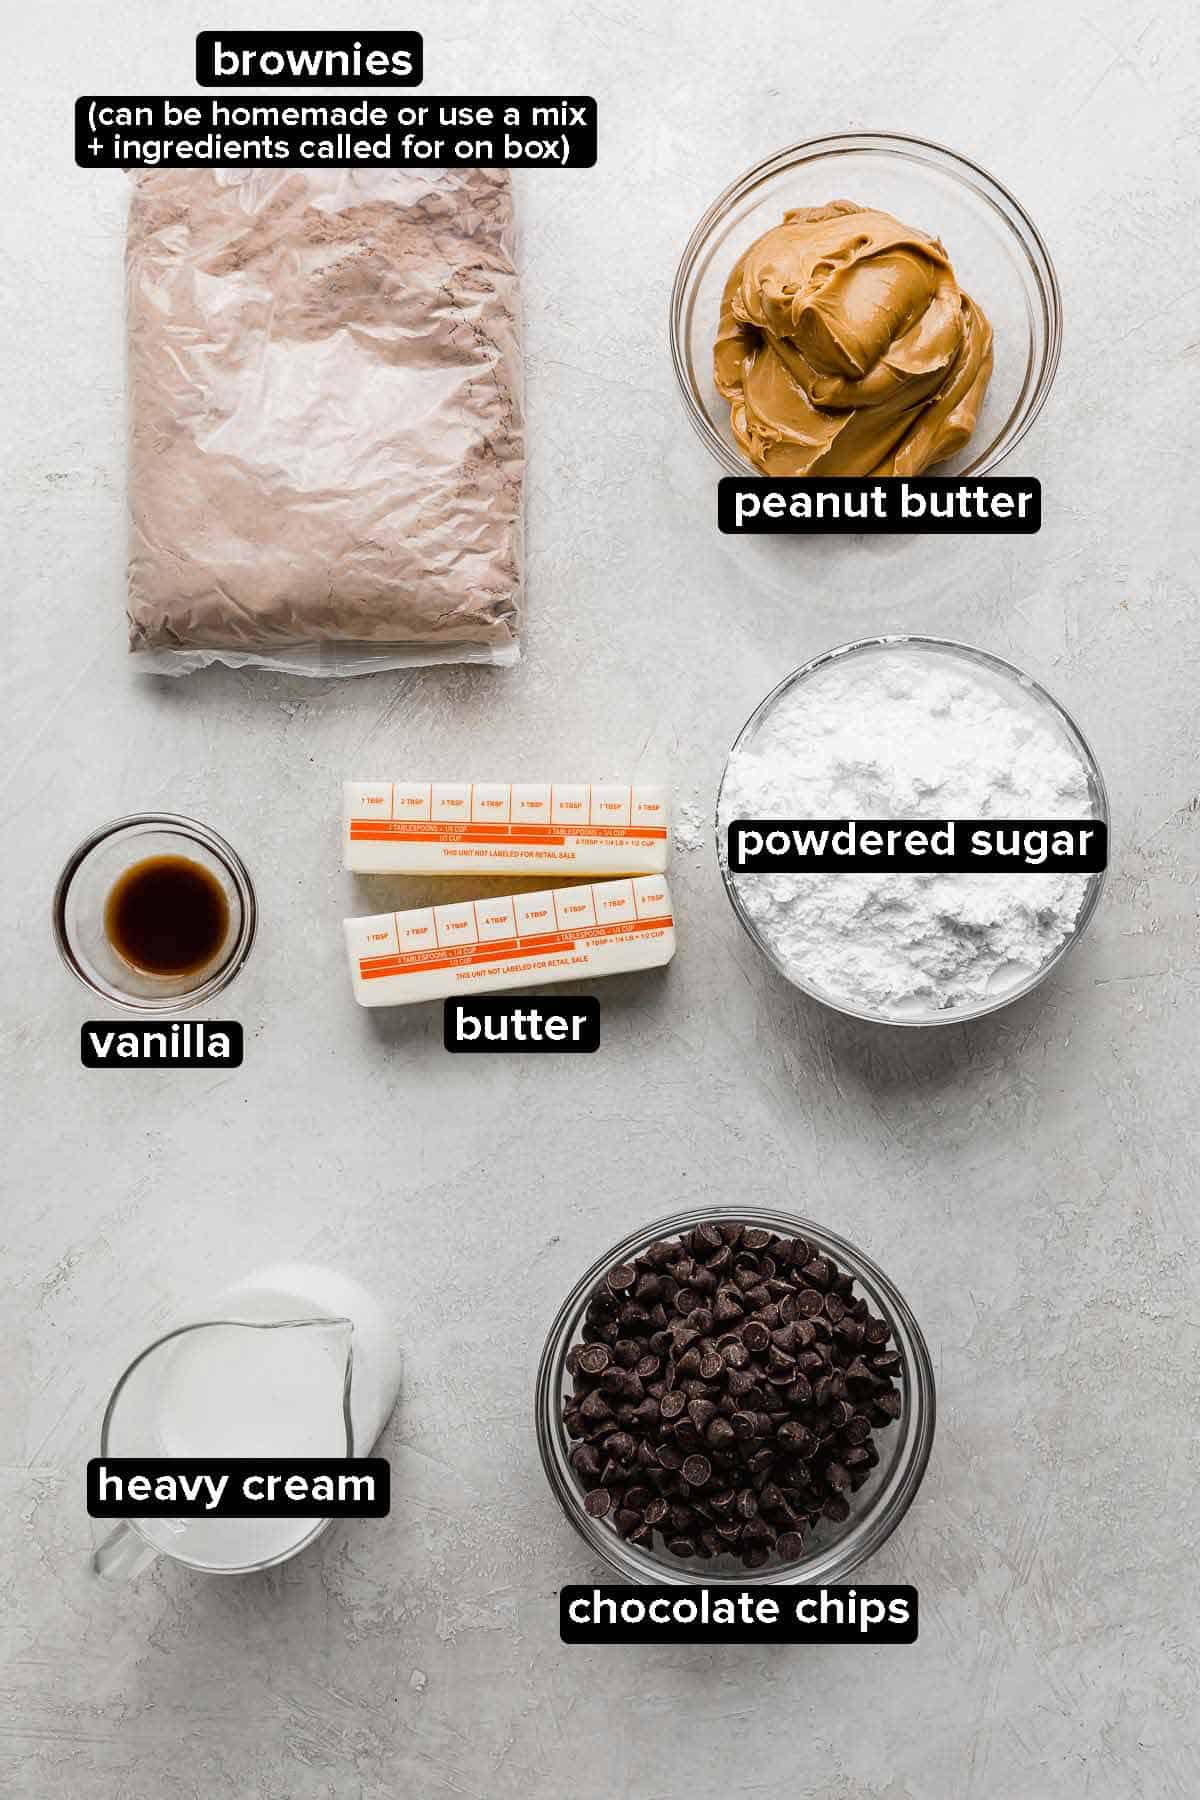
[92, 1311, 355, 1580]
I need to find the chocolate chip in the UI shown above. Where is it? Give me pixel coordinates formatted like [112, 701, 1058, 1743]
[775, 1530, 805, 1561]
[845, 1358, 877, 1394]
[681, 1455, 712, 1488]
[576, 1344, 610, 1376]
[777, 1420, 818, 1459]
[741, 1320, 770, 1353]
[687, 1398, 718, 1433]
[607, 1264, 637, 1294]
[584, 1487, 612, 1518]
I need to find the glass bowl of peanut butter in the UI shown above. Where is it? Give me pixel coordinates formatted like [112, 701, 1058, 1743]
[670, 132, 1061, 480]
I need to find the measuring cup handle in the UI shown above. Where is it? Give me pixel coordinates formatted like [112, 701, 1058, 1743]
[91, 1520, 159, 1583]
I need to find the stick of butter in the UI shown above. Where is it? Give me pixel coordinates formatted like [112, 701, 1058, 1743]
[345, 876, 676, 1008]
[343, 782, 670, 875]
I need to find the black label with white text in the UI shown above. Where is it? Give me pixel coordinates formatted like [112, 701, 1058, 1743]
[196, 31, 423, 87]
[80, 1020, 243, 1068]
[76, 95, 596, 168]
[87, 1458, 389, 1518]
[718, 476, 1040, 534]
[444, 997, 600, 1053]
[561, 1584, 918, 1644]
[728, 819, 1106, 875]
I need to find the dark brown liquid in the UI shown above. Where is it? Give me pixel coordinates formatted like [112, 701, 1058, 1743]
[104, 855, 230, 977]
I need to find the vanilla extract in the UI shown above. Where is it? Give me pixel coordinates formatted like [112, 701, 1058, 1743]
[105, 854, 228, 977]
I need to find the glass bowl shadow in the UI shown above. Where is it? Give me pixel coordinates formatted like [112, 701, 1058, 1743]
[535, 1204, 935, 1587]
[670, 131, 1062, 479]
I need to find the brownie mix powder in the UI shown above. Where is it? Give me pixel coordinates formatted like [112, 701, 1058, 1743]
[126, 169, 524, 673]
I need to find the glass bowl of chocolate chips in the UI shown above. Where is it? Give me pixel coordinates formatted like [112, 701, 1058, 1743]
[536, 1207, 935, 1585]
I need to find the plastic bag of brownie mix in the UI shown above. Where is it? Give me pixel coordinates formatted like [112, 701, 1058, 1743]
[125, 169, 524, 674]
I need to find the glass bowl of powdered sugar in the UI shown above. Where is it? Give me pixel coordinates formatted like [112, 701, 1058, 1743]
[717, 637, 1109, 1025]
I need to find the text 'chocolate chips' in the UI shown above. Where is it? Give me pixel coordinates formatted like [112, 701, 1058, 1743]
[563, 1222, 902, 1570]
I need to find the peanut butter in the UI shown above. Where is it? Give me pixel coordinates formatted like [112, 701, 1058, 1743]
[714, 201, 993, 477]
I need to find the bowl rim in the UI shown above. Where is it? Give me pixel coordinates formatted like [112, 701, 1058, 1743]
[52, 811, 258, 1013]
[716, 635, 1110, 1027]
[669, 129, 1064, 479]
[535, 1202, 937, 1587]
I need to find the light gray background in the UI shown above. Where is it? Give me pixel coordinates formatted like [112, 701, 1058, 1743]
[4, 2, 1198, 1795]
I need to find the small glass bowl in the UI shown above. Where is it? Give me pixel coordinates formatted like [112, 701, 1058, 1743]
[717, 636, 1109, 1026]
[670, 131, 1062, 478]
[535, 1205, 935, 1587]
[52, 814, 257, 1012]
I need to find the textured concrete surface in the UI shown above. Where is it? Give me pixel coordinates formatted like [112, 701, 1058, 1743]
[4, 1, 1199, 1795]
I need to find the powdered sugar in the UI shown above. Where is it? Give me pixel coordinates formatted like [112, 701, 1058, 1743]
[719, 644, 1097, 1019]
[673, 799, 706, 854]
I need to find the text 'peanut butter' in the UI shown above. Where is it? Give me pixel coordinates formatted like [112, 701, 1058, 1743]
[714, 200, 993, 477]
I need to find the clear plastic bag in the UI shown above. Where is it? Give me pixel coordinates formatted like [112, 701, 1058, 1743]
[125, 169, 524, 675]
